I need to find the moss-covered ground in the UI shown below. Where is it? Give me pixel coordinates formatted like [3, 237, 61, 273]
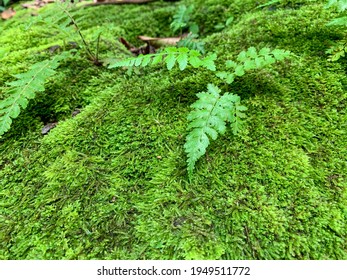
[0, 0, 346, 259]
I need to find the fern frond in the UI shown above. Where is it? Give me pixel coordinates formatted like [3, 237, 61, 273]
[170, 5, 194, 33]
[0, 52, 70, 137]
[184, 84, 246, 178]
[108, 47, 216, 71]
[216, 47, 290, 84]
[26, 2, 76, 37]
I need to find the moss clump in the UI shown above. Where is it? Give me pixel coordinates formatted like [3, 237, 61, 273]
[0, 0, 346, 259]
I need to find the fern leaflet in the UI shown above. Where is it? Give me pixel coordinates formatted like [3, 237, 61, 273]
[108, 47, 216, 71]
[0, 52, 70, 137]
[26, 2, 76, 38]
[184, 84, 246, 178]
[216, 47, 290, 84]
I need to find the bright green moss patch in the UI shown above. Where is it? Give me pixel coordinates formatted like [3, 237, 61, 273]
[0, 0, 346, 259]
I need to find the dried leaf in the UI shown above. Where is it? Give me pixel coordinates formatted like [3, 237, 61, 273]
[1, 8, 16, 20]
[119, 37, 156, 56]
[22, 0, 55, 9]
[138, 35, 183, 48]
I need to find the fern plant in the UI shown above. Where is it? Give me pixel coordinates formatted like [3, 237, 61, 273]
[169, 4, 205, 53]
[0, 2, 104, 137]
[108, 47, 216, 71]
[184, 84, 246, 177]
[27, 1, 101, 64]
[109, 46, 290, 178]
[170, 5, 199, 35]
[0, 52, 70, 137]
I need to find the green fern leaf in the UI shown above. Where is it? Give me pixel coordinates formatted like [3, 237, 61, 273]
[108, 47, 213, 72]
[188, 50, 203, 67]
[271, 49, 290, 60]
[165, 53, 177, 70]
[200, 53, 217, 71]
[246, 47, 258, 58]
[177, 52, 188, 70]
[243, 59, 256, 71]
[170, 5, 194, 33]
[234, 65, 245, 76]
[264, 54, 276, 64]
[259, 47, 271, 56]
[237, 51, 247, 62]
[0, 52, 69, 137]
[225, 60, 238, 68]
[184, 84, 246, 178]
[255, 57, 265, 68]
[141, 55, 152, 67]
[27, 2, 76, 38]
[218, 47, 290, 84]
[134, 55, 144, 67]
[216, 71, 235, 83]
[231, 101, 247, 135]
[152, 54, 163, 65]
[215, 71, 228, 80]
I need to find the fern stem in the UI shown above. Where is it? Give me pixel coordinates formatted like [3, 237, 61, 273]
[57, 3, 96, 62]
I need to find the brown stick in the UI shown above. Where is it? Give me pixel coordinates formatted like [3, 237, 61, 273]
[82, 0, 158, 6]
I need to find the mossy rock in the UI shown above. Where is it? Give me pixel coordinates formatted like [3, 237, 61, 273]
[0, 0, 346, 259]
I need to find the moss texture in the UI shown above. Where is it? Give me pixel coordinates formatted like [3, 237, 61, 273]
[0, 0, 346, 259]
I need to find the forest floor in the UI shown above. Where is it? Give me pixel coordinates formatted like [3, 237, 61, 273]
[0, 0, 346, 259]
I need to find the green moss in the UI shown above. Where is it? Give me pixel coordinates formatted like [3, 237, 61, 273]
[0, 0, 346, 259]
